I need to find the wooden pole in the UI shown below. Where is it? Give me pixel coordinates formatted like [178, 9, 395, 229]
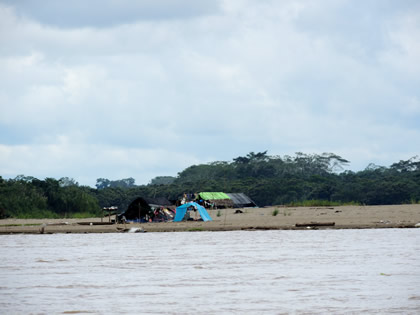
[295, 222, 335, 227]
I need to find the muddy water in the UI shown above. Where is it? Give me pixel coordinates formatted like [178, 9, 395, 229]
[1, 229, 419, 314]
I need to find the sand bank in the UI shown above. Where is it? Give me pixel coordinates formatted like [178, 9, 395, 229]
[1, 204, 420, 234]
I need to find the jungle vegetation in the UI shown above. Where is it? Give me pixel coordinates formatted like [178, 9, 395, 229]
[1, 152, 419, 218]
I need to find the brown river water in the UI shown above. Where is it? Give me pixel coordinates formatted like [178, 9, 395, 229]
[0, 229, 419, 314]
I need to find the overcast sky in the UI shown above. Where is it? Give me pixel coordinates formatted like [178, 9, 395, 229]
[1, 0, 419, 186]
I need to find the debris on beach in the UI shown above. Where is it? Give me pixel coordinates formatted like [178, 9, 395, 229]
[380, 273, 392, 276]
[295, 222, 335, 227]
[127, 227, 145, 233]
[374, 220, 391, 224]
[39, 223, 46, 234]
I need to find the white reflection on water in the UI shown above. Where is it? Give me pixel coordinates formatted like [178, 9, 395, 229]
[0, 229, 419, 314]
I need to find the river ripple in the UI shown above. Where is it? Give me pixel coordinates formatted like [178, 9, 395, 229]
[0, 229, 419, 314]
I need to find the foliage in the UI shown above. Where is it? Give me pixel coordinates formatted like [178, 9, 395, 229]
[149, 176, 176, 185]
[1, 153, 420, 218]
[283, 208, 292, 216]
[272, 208, 279, 216]
[0, 176, 100, 219]
[95, 177, 136, 190]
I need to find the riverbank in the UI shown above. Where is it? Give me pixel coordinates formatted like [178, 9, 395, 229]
[1, 204, 420, 234]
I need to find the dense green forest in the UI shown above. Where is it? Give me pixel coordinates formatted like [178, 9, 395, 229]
[1, 152, 419, 218]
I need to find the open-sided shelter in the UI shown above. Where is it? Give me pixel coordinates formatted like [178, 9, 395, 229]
[174, 202, 213, 222]
[143, 197, 174, 208]
[198, 192, 234, 208]
[226, 193, 257, 208]
[119, 197, 174, 222]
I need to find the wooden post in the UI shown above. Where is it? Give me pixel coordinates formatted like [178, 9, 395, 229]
[295, 222, 335, 227]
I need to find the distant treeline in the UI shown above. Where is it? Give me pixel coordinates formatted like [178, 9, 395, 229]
[1, 152, 419, 218]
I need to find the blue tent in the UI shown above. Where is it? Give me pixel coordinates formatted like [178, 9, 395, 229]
[174, 202, 213, 222]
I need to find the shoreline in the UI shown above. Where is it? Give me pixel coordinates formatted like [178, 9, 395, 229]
[1, 204, 419, 234]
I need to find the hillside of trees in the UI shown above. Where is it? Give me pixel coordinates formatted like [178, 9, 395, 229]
[1, 152, 419, 218]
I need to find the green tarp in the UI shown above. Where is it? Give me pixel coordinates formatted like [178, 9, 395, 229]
[199, 192, 231, 200]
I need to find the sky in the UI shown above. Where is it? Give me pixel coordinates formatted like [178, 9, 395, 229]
[0, 0, 419, 187]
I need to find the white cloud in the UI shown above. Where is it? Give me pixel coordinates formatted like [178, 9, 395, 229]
[380, 10, 420, 77]
[0, 0, 221, 28]
[0, 1, 419, 185]
[0, 137, 200, 186]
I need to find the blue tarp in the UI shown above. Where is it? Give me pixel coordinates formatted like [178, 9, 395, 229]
[174, 202, 213, 222]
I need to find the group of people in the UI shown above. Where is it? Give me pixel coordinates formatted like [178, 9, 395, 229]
[179, 193, 216, 209]
[180, 193, 197, 205]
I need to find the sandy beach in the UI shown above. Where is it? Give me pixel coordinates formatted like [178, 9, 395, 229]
[1, 204, 419, 234]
